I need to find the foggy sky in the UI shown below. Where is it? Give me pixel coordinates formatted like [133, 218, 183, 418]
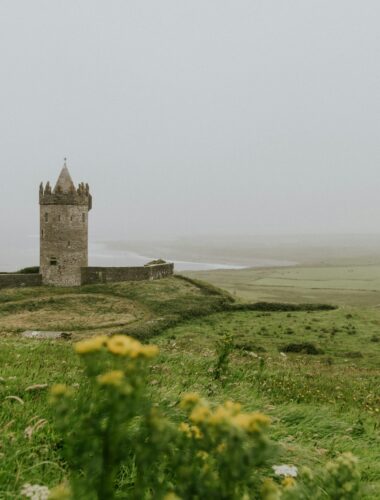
[1, 0, 379, 244]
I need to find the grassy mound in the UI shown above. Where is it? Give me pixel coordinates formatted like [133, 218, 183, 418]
[0, 276, 233, 339]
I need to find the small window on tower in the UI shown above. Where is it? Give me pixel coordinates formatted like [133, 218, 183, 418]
[58, 215, 61, 222]
[82, 213, 86, 222]
[70, 216, 73, 221]
[67, 241, 71, 248]
[45, 213, 49, 222]
[50, 257, 58, 266]
[41, 230, 44, 238]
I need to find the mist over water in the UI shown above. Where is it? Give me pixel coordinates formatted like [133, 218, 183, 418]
[0, 237, 295, 272]
[90, 242, 295, 271]
[4, 233, 380, 273]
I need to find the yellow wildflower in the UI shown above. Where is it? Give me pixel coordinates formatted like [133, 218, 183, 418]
[179, 422, 191, 436]
[233, 412, 270, 433]
[97, 370, 124, 387]
[179, 392, 201, 409]
[50, 384, 73, 397]
[106, 335, 158, 358]
[107, 335, 138, 356]
[282, 476, 296, 489]
[207, 405, 231, 426]
[190, 404, 211, 423]
[74, 336, 108, 355]
[179, 422, 202, 439]
[224, 400, 242, 415]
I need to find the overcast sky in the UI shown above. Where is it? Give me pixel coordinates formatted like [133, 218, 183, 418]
[1, 0, 379, 245]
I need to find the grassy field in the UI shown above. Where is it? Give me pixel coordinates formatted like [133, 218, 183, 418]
[0, 273, 379, 498]
[183, 264, 380, 306]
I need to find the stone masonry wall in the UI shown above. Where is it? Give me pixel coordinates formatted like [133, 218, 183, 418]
[40, 204, 89, 286]
[0, 274, 42, 289]
[81, 263, 174, 285]
[0, 264, 173, 289]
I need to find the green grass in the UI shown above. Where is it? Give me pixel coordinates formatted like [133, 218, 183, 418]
[131, 305, 379, 498]
[0, 274, 379, 497]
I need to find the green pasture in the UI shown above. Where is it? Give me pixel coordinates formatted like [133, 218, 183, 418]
[0, 274, 379, 497]
[184, 265, 380, 306]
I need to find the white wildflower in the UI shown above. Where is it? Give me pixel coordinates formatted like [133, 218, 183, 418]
[273, 464, 298, 477]
[20, 483, 50, 500]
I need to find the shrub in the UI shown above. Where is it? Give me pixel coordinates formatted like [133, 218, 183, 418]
[232, 302, 337, 312]
[49, 334, 276, 498]
[280, 342, 324, 355]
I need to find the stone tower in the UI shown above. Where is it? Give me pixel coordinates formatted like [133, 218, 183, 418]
[39, 162, 92, 286]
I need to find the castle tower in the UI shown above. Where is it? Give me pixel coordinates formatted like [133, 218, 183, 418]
[39, 162, 92, 286]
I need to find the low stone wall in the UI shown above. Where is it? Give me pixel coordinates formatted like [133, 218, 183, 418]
[0, 264, 174, 289]
[81, 263, 174, 285]
[0, 273, 42, 289]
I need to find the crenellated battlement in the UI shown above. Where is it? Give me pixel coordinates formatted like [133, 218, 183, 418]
[39, 162, 92, 211]
[39, 182, 92, 209]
